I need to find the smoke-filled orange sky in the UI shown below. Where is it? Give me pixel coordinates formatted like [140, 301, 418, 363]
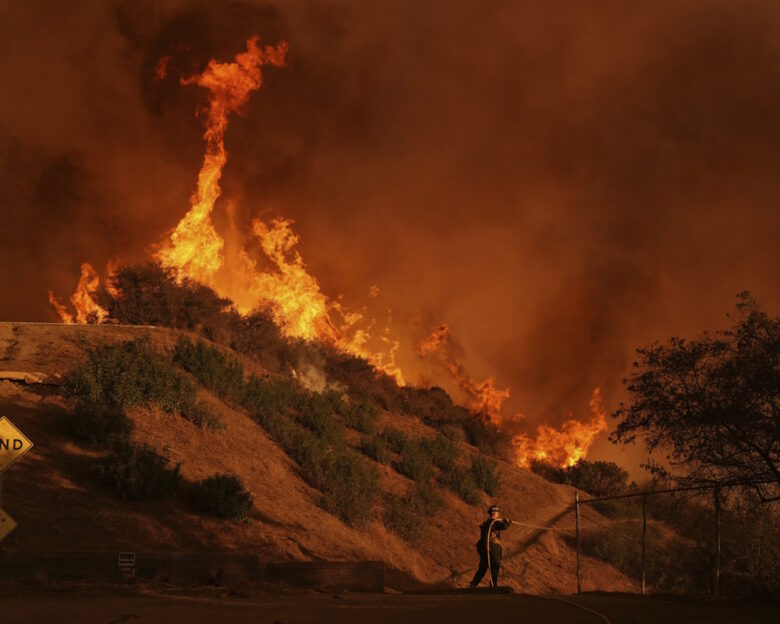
[2, 1, 780, 474]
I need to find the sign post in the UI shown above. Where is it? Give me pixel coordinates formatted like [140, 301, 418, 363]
[0, 416, 34, 543]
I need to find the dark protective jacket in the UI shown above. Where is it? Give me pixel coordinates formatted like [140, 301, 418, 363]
[476, 518, 512, 550]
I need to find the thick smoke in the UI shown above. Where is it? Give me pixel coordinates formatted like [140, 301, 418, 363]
[2, 1, 780, 472]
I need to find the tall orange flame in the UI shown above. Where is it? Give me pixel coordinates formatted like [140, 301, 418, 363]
[246, 218, 340, 341]
[157, 36, 288, 283]
[153, 37, 404, 384]
[48, 262, 109, 324]
[416, 324, 510, 417]
[512, 387, 608, 468]
[237, 217, 404, 383]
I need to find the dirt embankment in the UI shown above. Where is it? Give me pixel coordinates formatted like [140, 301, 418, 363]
[0, 322, 636, 593]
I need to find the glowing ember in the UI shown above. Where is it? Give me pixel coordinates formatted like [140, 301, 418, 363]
[154, 54, 171, 81]
[416, 324, 510, 418]
[512, 387, 608, 468]
[48, 262, 109, 324]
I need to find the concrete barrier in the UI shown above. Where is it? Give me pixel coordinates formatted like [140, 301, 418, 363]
[0, 551, 384, 591]
[265, 560, 385, 591]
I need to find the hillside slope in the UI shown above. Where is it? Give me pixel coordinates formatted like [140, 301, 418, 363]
[0, 322, 636, 593]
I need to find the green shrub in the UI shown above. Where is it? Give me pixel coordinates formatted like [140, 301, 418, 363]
[529, 459, 566, 482]
[398, 439, 434, 482]
[380, 427, 408, 454]
[98, 262, 232, 331]
[191, 474, 253, 520]
[64, 336, 195, 413]
[322, 348, 406, 412]
[316, 447, 380, 526]
[461, 417, 513, 458]
[64, 337, 198, 446]
[97, 443, 181, 501]
[242, 374, 305, 420]
[565, 460, 632, 497]
[285, 423, 330, 474]
[297, 392, 343, 442]
[324, 350, 382, 397]
[423, 435, 459, 471]
[383, 482, 444, 543]
[360, 435, 392, 465]
[471, 454, 501, 496]
[229, 310, 298, 374]
[250, 407, 375, 525]
[441, 423, 466, 442]
[172, 337, 244, 399]
[252, 406, 328, 471]
[183, 400, 224, 431]
[531, 459, 634, 498]
[341, 400, 379, 435]
[592, 496, 643, 519]
[68, 400, 131, 445]
[442, 466, 481, 505]
[400, 386, 454, 423]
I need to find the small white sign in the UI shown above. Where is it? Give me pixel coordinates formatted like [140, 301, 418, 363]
[118, 552, 136, 576]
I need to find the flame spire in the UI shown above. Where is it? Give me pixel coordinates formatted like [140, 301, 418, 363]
[152, 37, 404, 383]
[157, 36, 288, 282]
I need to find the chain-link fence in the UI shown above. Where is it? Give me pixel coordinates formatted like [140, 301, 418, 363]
[573, 483, 780, 597]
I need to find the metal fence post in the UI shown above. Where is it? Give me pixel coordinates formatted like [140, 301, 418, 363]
[575, 491, 581, 594]
[714, 487, 721, 598]
[641, 493, 647, 595]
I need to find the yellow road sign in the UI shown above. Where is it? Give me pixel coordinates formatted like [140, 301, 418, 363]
[0, 416, 33, 471]
[0, 507, 16, 542]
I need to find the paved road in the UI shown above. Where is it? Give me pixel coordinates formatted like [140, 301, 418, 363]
[1, 589, 775, 624]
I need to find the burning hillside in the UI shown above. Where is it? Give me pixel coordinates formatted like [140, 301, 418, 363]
[512, 388, 608, 468]
[48, 36, 608, 470]
[415, 324, 608, 468]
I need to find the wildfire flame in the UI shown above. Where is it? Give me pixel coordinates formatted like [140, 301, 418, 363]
[154, 54, 171, 81]
[153, 37, 403, 383]
[512, 387, 608, 468]
[416, 324, 510, 418]
[47, 37, 609, 467]
[48, 262, 109, 324]
[245, 218, 340, 341]
[157, 36, 288, 283]
[49, 37, 404, 383]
